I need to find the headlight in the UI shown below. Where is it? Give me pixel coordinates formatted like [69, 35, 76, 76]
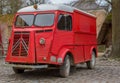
[39, 38, 45, 45]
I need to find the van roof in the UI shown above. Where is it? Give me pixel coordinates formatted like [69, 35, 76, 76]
[18, 4, 95, 18]
[18, 4, 74, 13]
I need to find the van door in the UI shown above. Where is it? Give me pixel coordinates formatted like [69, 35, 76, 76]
[51, 13, 74, 55]
[35, 13, 55, 63]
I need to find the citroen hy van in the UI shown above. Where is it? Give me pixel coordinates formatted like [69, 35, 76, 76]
[5, 4, 97, 77]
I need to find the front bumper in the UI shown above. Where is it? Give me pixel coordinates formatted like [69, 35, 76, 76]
[5, 63, 48, 69]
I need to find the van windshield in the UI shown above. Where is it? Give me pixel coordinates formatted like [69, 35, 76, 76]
[15, 14, 55, 27]
[15, 15, 34, 27]
[34, 14, 54, 27]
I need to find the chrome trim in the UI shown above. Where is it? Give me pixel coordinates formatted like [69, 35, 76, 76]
[21, 38, 28, 53]
[12, 39, 21, 53]
[5, 63, 48, 69]
[12, 32, 30, 56]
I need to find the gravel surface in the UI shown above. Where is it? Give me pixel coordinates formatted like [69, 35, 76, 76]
[0, 56, 120, 83]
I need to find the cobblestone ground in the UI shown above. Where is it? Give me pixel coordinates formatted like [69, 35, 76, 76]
[0, 56, 120, 83]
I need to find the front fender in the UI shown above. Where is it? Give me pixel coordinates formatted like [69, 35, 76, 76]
[57, 48, 70, 63]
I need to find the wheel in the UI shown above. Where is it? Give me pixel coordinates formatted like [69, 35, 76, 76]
[13, 67, 25, 74]
[86, 51, 96, 69]
[59, 55, 71, 78]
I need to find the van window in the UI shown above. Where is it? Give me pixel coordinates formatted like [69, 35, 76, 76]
[15, 15, 34, 27]
[35, 14, 54, 27]
[57, 14, 72, 31]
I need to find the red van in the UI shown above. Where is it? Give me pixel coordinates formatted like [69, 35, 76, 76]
[5, 4, 97, 77]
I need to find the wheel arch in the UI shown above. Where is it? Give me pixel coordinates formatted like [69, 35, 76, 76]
[66, 52, 75, 66]
[91, 47, 97, 57]
[58, 48, 74, 65]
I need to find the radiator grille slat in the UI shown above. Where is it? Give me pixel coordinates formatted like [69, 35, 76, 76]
[12, 32, 30, 57]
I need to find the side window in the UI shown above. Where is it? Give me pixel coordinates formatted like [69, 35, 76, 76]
[57, 14, 72, 31]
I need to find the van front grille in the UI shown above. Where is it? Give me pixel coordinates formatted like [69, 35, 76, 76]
[12, 32, 30, 56]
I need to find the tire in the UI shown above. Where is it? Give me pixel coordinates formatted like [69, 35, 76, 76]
[86, 51, 96, 69]
[13, 67, 25, 74]
[59, 55, 71, 78]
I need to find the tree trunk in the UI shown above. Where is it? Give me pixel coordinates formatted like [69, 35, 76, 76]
[111, 0, 120, 59]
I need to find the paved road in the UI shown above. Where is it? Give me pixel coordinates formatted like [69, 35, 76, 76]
[0, 57, 120, 83]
